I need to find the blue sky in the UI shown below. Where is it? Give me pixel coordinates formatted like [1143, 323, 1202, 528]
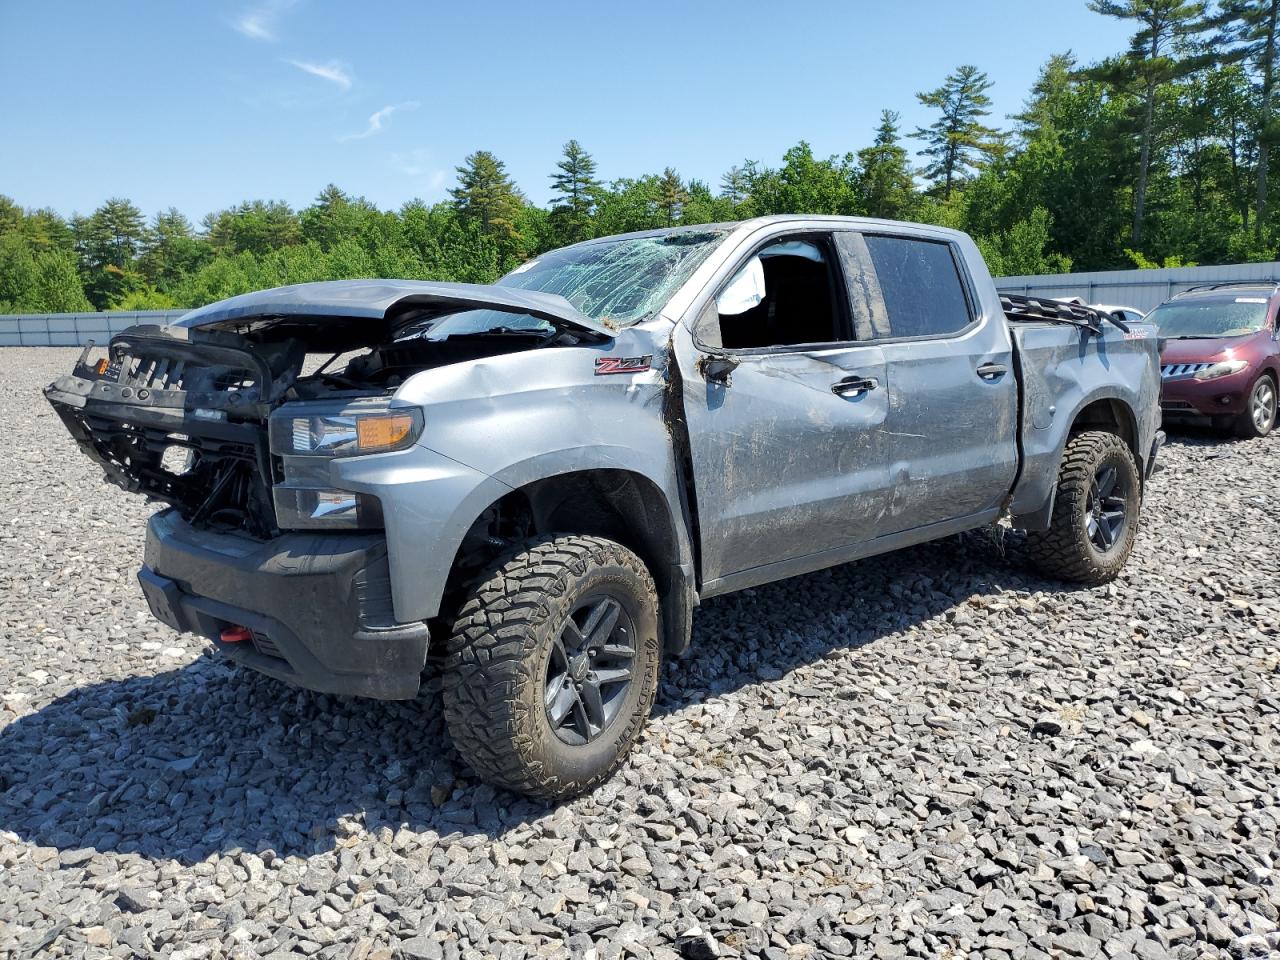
[2, 1, 1133, 223]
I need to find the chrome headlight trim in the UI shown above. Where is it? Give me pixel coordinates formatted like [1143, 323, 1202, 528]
[1192, 359, 1248, 381]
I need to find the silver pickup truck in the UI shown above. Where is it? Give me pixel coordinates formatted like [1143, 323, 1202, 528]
[46, 215, 1163, 799]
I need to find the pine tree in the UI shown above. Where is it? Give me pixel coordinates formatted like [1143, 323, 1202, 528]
[1015, 54, 1078, 141]
[451, 151, 524, 247]
[1086, 0, 1207, 245]
[75, 197, 148, 308]
[1205, 0, 1280, 236]
[719, 165, 752, 205]
[301, 186, 377, 251]
[912, 66, 1003, 199]
[656, 167, 687, 225]
[141, 208, 210, 292]
[548, 140, 603, 244]
[857, 110, 917, 219]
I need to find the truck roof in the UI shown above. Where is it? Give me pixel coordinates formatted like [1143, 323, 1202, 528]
[566, 214, 971, 248]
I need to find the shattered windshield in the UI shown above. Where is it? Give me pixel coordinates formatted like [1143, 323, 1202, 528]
[1149, 299, 1272, 339]
[496, 231, 727, 326]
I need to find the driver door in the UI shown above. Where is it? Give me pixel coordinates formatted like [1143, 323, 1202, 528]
[672, 230, 894, 592]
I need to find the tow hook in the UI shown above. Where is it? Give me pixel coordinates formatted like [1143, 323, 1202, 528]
[220, 625, 253, 644]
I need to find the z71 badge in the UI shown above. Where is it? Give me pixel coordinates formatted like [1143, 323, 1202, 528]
[595, 355, 653, 375]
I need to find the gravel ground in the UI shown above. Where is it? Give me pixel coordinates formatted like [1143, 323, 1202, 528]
[1, 346, 1278, 960]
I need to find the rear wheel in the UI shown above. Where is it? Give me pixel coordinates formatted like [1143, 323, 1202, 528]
[1025, 431, 1142, 584]
[441, 535, 661, 800]
[1236, 374, 1276, 439]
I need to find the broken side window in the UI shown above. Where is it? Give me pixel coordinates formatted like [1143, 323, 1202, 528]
[708, 235, 846, 350]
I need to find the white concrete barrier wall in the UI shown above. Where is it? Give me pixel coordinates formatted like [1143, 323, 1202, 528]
[0, 311, 186, 347]
[995, 261, 1280, 315]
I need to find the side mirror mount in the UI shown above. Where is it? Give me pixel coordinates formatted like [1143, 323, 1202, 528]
[697, 353, 740, 386]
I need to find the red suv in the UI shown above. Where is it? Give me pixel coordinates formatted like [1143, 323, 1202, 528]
[1150, 282, 1280, 438]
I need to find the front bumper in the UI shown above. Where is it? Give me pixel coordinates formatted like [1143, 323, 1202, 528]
[1160, 371, 1252, 417]
[140, 509, 430, 699]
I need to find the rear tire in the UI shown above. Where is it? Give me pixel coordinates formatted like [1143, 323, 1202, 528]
[1236, 374, 1276, 439]
[441, 535, 661, 800]
[1025, 431, 1141, 584]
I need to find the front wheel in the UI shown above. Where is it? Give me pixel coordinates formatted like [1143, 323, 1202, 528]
[1236, 374, 1277, 439]
[1025, 431, 1142, 584]
[441, 535, 661, 800]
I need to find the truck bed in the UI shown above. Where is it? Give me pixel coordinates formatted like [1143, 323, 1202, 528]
[1004, 305, 1162, 526]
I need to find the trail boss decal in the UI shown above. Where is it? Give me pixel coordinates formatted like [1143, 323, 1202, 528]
[594, 355, 653, 375]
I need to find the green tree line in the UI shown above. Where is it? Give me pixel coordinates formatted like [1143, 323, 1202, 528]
[4, 0, 1280, 314]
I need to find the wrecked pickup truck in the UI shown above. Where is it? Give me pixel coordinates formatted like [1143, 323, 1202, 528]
[46, 216, 1163, 799]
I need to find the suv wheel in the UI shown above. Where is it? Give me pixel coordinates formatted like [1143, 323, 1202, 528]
[1025, 430, 1142, 584]
[441, 535, 661, 800]
[1237, 374, 1277, 439]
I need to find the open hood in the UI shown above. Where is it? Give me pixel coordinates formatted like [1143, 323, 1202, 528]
[175, 279, 616, 352]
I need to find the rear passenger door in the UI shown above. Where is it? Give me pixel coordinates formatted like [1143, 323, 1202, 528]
[837, 231, 1019, 533]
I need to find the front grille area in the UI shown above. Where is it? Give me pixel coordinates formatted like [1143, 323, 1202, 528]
[1161, 400, 1196, 411]
[1161, 362, 1214, 380]
[119, 354, 189, 390]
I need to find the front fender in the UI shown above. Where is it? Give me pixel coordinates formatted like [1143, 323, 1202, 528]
[332, 446, 513, 623]
[347, 331, 691, 624]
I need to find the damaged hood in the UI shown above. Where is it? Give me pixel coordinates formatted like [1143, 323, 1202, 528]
[175, 279, 616, 351]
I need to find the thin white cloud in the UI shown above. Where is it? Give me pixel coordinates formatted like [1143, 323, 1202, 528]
[391, 149, 448, 192]
[341, 102, 419, 142]
[232, 0, 297, 41]
[285, 59, 353, 91]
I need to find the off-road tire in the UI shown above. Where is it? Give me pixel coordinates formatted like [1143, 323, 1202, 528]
[1025, 430, 1141, 584]
[441, 535, 661, 800]
[1235, 374, 1277, 439]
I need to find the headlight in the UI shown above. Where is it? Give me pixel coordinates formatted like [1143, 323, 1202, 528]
[271, 403, 422, 457]
[271, 486, 383, 530]
[268, 399, 422, 530]
[1193, 360, 1248, 381]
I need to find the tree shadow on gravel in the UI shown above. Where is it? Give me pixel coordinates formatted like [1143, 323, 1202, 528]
[0, 529, 1069, 865]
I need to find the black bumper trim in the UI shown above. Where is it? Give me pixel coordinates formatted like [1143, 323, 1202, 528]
[141, 510, 429, 699]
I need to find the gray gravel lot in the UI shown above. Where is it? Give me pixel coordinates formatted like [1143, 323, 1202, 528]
[1, 346, 1278, 960]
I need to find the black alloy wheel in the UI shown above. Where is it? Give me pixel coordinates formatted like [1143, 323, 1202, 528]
[1085, 462, 1130, 553]
[544, 593, 637, 745]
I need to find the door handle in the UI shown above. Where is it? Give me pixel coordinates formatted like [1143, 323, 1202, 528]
[832, 375, 879, 397]
[976, 362, 1008, 381]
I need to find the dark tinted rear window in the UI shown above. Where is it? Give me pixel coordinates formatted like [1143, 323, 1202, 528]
[864, 235, 971, 339]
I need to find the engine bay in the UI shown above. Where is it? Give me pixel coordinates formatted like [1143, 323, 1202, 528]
[44, 313, 576, 538]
